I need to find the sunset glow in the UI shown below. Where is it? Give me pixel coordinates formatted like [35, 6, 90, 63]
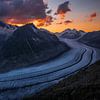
[4, 17, 100, 33]
[0, 0, 100, 32]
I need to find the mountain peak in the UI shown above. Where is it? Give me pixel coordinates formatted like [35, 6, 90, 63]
[24, 23, 37, 29]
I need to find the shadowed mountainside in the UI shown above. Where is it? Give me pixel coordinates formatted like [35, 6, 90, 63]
[79, 31, 100, 49]
[0, 24, 70, 73]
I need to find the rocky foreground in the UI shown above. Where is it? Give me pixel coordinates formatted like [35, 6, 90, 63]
[25, 60, 100, 100]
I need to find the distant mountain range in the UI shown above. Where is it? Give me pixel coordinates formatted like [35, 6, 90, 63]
[58, 28, 100, 49]
[59, 29, 86, 39]
[0, 22, 70, 73]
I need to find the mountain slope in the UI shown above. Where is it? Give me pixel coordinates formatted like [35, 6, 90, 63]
[0, 29, 12, 49]
[29, 60, 100, 100]
[79, 31, 100, 48]
[0, 34, 7, 49]
[0, 21, 17, 49]
[0, 24, 70, 73]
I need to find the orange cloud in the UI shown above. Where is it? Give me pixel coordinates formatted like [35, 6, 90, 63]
[4, 15, 53, 27]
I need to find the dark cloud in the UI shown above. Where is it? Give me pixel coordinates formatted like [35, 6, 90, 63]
[47, 9, 52, 14]
[90, 12, 96, 18]
[0, 0, 47, 20]
[89, 12, 97, 21]
[56, 22, 63, 25]
[64, 20, 73, 25]
[56, 1, 71, 15]
[45, 15, 53, 26]
[0, 1, 11, 17]
[56, 20, 72, 25]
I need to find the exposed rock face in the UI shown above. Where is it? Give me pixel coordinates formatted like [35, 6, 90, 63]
[0, 24, 70, 73]
[28, 61, 100, 100]
[79, 31, 100, 48]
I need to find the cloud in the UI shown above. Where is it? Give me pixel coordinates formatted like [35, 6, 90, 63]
[0, 0, 47, 21]
[56, 20, 73, 25]
[64, 20, 73, 25]
[45, 15, 53, 26]
[37, 15, 53, 27]
[0, 0, 71, 27]
[89, 12, 97, 21]
[43, 0, 48, 4]
[0, 1, 11, 17]
[47, 9, 52, 14]
[55, 1, 71, 15]
[90, 12, 97, 18]
[56, 22, 63, 25]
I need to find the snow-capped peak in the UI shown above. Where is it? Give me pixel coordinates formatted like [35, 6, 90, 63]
[59, 29, 87, 39]
[61, 29, 86, 35]
[60, 29, 78, 36]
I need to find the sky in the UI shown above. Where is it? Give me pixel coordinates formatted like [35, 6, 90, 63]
[0, 0, 100, 32]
